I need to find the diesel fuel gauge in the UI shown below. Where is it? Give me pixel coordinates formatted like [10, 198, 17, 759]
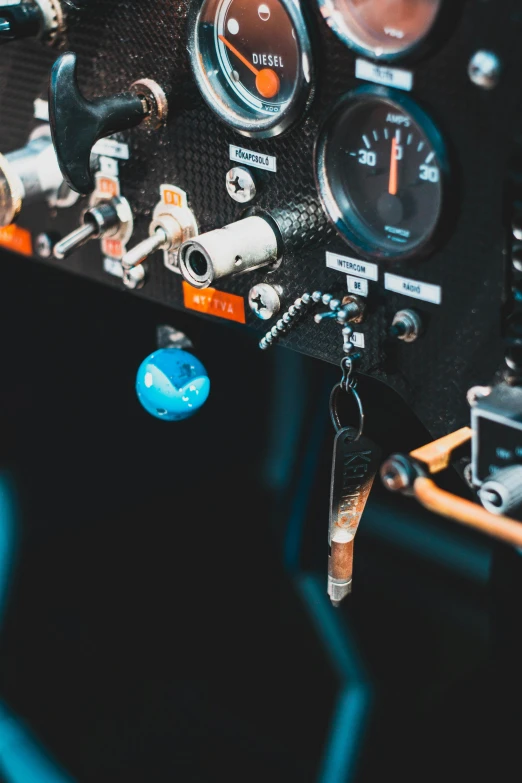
[188, 0, 313, 137]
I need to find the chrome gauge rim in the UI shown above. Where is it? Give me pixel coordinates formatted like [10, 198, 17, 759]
[188, 0, 314, 138]
[314, 86, 450, 262]
[317, 0, 444, 62]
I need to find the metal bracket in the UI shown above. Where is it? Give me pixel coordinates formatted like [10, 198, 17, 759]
[156, 325, 194, 352]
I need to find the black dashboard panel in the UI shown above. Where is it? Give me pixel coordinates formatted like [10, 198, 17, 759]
[0, 0, 520, 435]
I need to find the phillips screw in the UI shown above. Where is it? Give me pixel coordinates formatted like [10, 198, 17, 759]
[226, 167, 257, 204]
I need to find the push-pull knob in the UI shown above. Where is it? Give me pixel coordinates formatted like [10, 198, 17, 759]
[53, 197, 132, 259]
[0, 0, 63, 45]
[49, 52, 168, 195]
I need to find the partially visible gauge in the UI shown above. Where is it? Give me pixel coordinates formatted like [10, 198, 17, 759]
[188, 0, 313, 137]
[315, 86, 449, 260]
[317, 0, 443, 61]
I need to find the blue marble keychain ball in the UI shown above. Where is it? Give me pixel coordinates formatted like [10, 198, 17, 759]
[136, 347, 210, 421]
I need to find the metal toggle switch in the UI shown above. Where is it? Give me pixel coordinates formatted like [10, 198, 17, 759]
[122, 195, 198, 288]
[53, 197, 133, 260]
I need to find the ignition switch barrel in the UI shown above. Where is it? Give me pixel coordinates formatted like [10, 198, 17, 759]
[179, 215, 279, 289]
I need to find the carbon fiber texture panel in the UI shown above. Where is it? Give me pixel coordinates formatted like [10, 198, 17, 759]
[0, 0, 521, 436]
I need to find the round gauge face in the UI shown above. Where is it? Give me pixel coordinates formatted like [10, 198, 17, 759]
[315, 88, 448, 260]
[189, 0, 313, 136]
[318, 0, 442, 60]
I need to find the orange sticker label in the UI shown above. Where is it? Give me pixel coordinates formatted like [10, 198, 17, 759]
[102, 237, 123, 259]
[0, 224, 32, 257]
[161, 186, 184, 207]
[183, 282, 246, 324]
[96, 176, 120, 199]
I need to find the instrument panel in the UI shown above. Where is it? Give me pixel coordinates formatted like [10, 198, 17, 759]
[0, 0, 519, 437]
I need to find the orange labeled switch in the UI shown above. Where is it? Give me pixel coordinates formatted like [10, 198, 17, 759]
[102, 238, 124, 259]
[183, 282, 246, 324]
[161, 188, 184, 208]
[96, 177, 120, 199]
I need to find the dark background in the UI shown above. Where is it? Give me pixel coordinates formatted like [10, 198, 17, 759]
[0, 249, 518, 783]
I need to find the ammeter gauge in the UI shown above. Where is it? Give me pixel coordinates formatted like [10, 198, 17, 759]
[317, 0, 443, 61]
[315, 87, 449, 261]
[188, 0, 313, 137]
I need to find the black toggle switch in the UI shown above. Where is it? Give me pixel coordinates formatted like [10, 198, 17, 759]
[49, 52, 168, 195]
[0, 3, 43, 43]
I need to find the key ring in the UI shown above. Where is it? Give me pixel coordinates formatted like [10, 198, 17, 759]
[329, 356, 364, 439]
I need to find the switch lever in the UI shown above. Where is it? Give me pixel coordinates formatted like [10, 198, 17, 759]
[54, 197, 132, 260]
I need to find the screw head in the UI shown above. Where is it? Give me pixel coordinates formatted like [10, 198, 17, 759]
[123, 264, 146, 290]
[35, 233, 54, 259]
[248, 283, 282, 321]
[466, 385, 492, 408]
[226, 166, 257, 203]
[468, 50, 501, 89]
[380, 455, 414, 494]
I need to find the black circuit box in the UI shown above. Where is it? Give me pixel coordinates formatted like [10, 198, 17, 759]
[472, 385, 522, 486]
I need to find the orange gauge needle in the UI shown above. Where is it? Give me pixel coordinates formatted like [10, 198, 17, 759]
[389, 136, 399, 196]
[218, 34, 280, 100]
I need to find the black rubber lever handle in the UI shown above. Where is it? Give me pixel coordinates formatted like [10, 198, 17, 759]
[49, 52, 146, 194]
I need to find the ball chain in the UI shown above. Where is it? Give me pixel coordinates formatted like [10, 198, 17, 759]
[259, 291, 354, 353]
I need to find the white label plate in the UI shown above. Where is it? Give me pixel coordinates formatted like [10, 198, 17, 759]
[229, 145, 277, 172]
[326, 251, 378, 281]
[99, 156, 119, 175]
[92, 138, 130, 160]
[103, 257, 123, 278]
[346, 276, 369, 297]
[355, 59, 413, 92]
[34, 98, 49, 122]
[384, 273, 442, 304]
[351, 332, 365, 349]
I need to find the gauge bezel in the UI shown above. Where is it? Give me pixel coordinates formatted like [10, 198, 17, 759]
[316, 0, 449, 63]
[187, 0, 314, 138]
[314, 85, 451, 262]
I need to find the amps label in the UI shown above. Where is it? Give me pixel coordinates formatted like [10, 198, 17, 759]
[326, 251, 378, 281]
[183, 282, 246, 324]
[0, 225, 32, 256]
[384, 273, 442, 304]
[355, 59, 413, 92]
[229, 145, 277, 173]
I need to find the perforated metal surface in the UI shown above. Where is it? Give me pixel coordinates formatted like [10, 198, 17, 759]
[0, 0, 521, 436]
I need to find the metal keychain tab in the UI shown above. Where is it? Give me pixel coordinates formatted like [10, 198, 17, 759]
[328, 357, 381, 607]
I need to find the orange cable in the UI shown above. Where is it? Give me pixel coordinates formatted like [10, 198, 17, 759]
[414, 476, 522, 548]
